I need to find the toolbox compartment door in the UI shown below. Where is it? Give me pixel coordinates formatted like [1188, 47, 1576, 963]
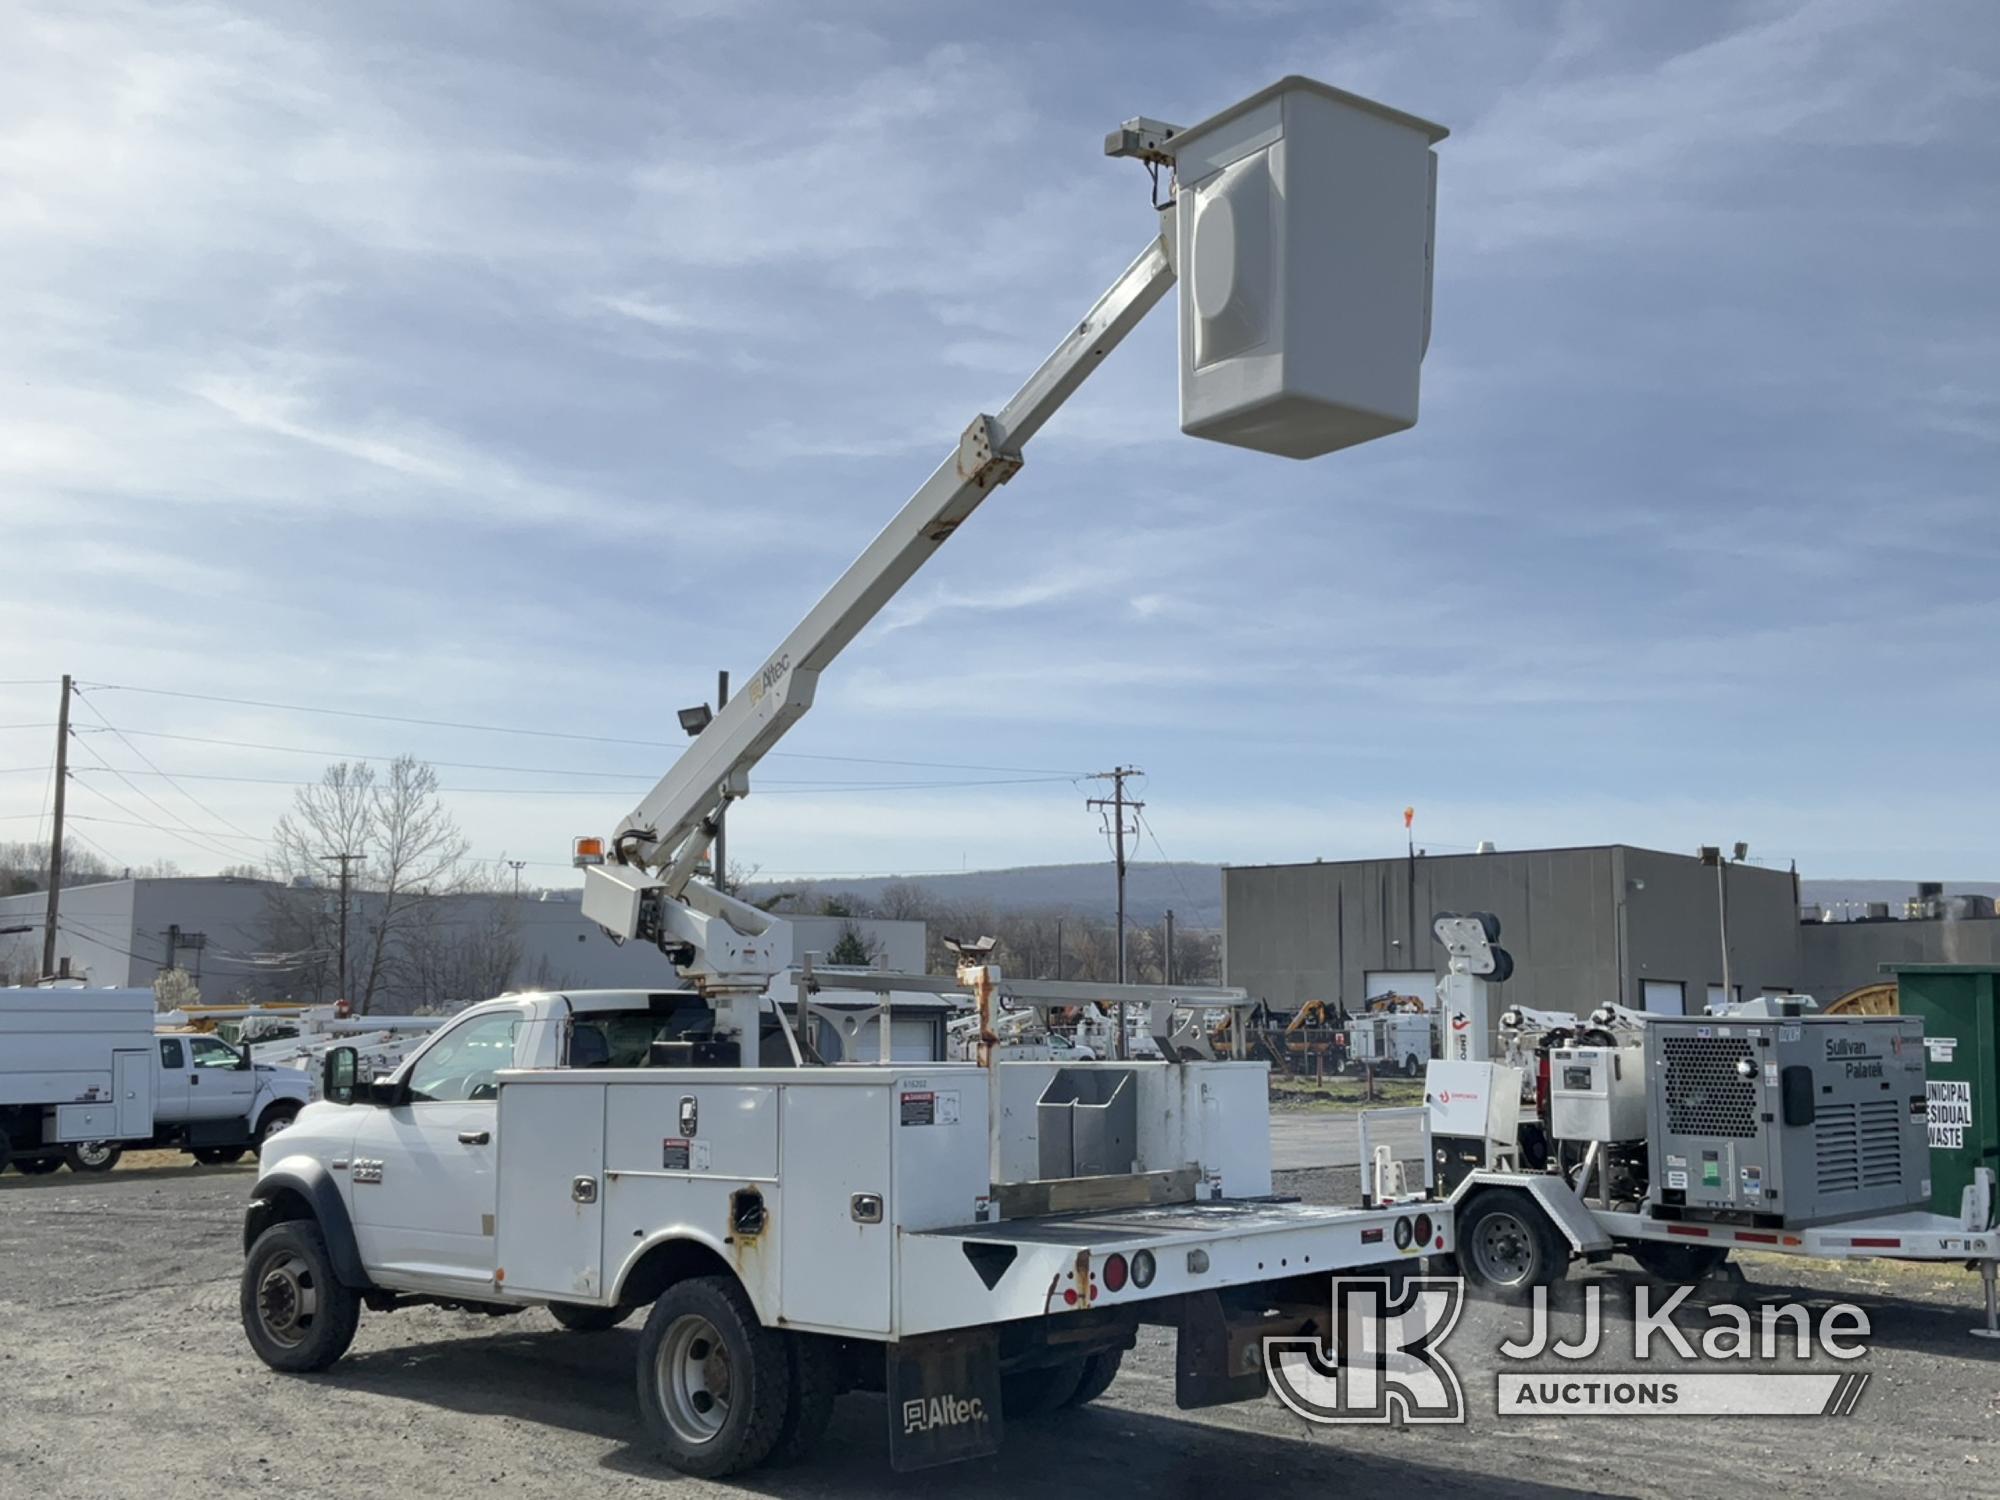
[497, 1082, 608, 1300]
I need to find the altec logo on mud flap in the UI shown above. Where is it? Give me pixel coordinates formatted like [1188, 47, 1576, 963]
[902, 1395, 986, 1435]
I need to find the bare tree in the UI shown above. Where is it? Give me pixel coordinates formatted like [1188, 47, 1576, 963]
[401, 900, 522, 1010]
[263, 757, 470, 1013]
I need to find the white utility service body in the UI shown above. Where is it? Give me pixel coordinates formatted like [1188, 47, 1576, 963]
[0, 988, 154, 1165]
[490, 1057, 1433, 1339]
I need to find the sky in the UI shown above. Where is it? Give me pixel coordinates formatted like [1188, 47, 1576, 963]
[2, 0, 1997, 891]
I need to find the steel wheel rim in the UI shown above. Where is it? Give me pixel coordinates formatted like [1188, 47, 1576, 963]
[1471, 1211, 1535, 1285]
[74, 1141, 113, 1167]
[256, 1251, 319, 1346]
[654, 1313, 731, 1445]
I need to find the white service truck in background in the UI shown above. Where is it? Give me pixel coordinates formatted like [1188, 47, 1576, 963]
[1, 988, 312, 1174]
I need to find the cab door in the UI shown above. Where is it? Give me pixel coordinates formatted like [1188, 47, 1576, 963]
[186, 1034, 258, 1123]
[154, 1037, 193, 1121]
[347, 1008, 525, 1289]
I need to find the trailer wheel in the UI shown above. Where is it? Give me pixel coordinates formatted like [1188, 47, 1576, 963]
[16, 1156, 63, 1175]
[636, 1275, 790, 1478]
[1064, 1348, 1123, 1407]
[1458, 1189, 1569, 1298]
[1630, 1241, 1730, 1284]
[241, 1220, 361, 1373]
[193, 1147, 249, 1166]
[769, 1333, 838, 1465]
[1002, 1357, 1086, 1417]
[547, 1301, 631, 1333]
[64, 1141, 122, 1173]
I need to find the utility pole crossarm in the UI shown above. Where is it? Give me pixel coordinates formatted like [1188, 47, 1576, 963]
[601, 222, 1177, 886]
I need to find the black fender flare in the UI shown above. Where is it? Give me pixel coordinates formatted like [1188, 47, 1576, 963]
[245, 1155, 374, 1290]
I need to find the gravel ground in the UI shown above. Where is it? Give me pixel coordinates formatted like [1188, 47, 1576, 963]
[2, 1154, 1996, 1499]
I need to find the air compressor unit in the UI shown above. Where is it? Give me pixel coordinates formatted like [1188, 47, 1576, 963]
[1646, 1012, 1930, 1228]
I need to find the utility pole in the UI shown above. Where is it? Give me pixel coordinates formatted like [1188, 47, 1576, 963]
[714, 670, 729, 893]
[1086, 766, 1143, 1057]
[1164, 907, 1175, 986]
[1055, 917, 1063, 981]
[41, 674, 71, 979]
[506, 859, 526, 897]
[319, 852, 362, 1005]
[166, 923, 181, 974]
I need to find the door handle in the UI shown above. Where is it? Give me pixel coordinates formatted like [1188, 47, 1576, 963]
[458, 1130, 491, 1146]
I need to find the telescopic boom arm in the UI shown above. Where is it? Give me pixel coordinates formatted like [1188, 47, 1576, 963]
[580, 216, 1180, 994]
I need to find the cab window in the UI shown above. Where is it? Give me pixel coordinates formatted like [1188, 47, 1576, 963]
[158, 1037, 185, 1069]
[406, 1013, 523, 1104]
[189, 1035, 243, 1070]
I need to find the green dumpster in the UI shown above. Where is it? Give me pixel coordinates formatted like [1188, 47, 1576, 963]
[1887, 964, 2000, 1227]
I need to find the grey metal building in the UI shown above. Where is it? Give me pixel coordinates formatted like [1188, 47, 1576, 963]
[1223, 845, 1803, 1024]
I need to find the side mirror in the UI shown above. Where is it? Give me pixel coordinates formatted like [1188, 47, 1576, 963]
[323, 1046, 359, 1106]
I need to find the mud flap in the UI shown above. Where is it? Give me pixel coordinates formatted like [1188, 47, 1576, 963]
[885, 1327, 1004, 1472]
[1176, 1291, 1268, 1409]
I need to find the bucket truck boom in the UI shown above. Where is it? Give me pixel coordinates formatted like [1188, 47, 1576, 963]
[576, 78, 1449, 1050]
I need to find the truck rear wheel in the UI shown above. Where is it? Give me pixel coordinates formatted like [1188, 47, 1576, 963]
[636, 1275, 790, 1478]
[1458, 1189, 1569, 1298]
[64, 1142, 122, 1173]
[1001, 1357, 1086, 1417]
[548, 1301, 631, 1333]
[1630, 1241, 1730, 1283]
[241, 1220, 361, 1373]
[1064, 1348, 1123, 1407]
[769, 1332, 838, 1465]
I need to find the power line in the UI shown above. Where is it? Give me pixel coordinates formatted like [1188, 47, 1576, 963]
[79, 681, 1085, 774]
[65, 736, 249, 862]
[64, 765, 1077, 795]
[73, 692, 260, 840]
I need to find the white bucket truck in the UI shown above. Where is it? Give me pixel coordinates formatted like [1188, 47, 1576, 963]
[238, 75, 1453, 1474]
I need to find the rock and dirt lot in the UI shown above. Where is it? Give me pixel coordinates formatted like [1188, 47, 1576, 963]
[2, 1150, 1996, 1500]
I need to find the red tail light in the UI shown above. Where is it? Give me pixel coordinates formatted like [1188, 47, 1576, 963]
[1103, 1252, 1129, 1292]
[1413, 1213, 1433, 1246]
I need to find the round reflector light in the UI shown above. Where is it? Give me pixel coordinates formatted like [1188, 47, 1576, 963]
[1103, 1253, 1129, 1292]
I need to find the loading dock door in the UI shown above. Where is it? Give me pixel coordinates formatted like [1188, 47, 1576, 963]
[1641, 980, 1686, 1016]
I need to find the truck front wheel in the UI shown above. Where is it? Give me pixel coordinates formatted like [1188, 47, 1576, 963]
[241, 1221, 361, 1373]
[636, 1275, 790, 1478]
[254, 1105, 300, 1152]
[1458, 1189, 1569, 1299]
[64, 1142, 122, 1173]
